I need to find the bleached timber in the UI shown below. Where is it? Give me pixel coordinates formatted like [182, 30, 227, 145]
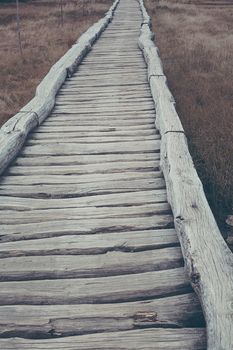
[138, 0, 233, 349]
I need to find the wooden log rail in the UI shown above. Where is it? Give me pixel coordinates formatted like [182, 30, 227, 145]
[0, 0, 119, 175]
[138, 0, 233, 349]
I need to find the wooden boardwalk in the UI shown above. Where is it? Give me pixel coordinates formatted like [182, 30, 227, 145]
[0, 0, 218, 348]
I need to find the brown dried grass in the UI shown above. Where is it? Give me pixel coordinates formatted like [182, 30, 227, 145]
[0, 0, 113, 126]
[145, 0, 233, 234]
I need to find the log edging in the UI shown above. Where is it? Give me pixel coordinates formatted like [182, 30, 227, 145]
[138, 0, 233, 349]
[0, 0, 120, 175]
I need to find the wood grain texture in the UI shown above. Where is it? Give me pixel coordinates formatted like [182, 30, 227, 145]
[0, 328, 206, 349]
[0, 267, 190, 305]
[0, 293, 204, 337]
[0, 229, 178, 257]
[0, 246, 183, 281]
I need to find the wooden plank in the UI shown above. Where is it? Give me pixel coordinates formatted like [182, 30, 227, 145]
[0, 328, 206, 349]
[0, 203, 171, 224]
[12, 152, 159, 165]
[6, 160, 160, 176]
[56, 93, 152, 100]
[0, 189, 168, 210]
[28, 130, 158, 140]
[46, 113, 158, 120]
[0, 267, 190, 304]
[41, 119, 154, 127]
[0, 293, 204, 338]
[0, 216, 174, 242]
[0, 178, 165, 198]
[55, 95, 152, 102]
[0, 246, 183, 281]
[58, 87, 151, 95]
[27, 134, 159, 143]
[13, 153, 160, 167]
[20, 140, 160, 156]
[52, 106, 155, 114]
[44, 115, 155, 123]
[1, 171, 165, 187]
[0, 229, 178, 257]
[29, 125, 156, 133]
[56, 100, 154, 106]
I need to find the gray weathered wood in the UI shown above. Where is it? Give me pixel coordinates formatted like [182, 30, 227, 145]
[0, 202, 171, 224]
[0, 229, 178, 257]
[20, 140, 160, 156]
[0, 328, 206, 349]
[0, 178, 164, 198]
[0, 189, 167, 210]
[0, 293, 204, 338]
[0, 246, 182, 281]
[6, 160, 160, 176]
[0, 267, 190, 304]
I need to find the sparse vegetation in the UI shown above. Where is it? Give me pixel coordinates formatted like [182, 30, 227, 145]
[0, 0, 113, 126]
[145, 0, 233, 235]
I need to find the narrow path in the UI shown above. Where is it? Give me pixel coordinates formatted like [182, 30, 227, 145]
[0, 0, 206, 348]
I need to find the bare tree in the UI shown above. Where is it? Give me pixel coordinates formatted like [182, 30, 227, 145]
[16, 0, 23, 57]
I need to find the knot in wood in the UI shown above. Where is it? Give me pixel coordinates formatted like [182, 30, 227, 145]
[133, 311, 157, 322]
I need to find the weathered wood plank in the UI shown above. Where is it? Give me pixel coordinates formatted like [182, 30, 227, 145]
[0, 171, 162, 185]
[0, 179, 164, 198]
[0, 293, 204, 338]
[0, 216, 174, 242]
[43, 116, 155, 125]
[6, 160, 160, 176]
[0, 267, 190, 304]
[26, 134, 159, 144]
[0, 229, 178, 257]
[20, 140, 159, 156]
[0, 202, 171, 224]
[28, 130, 158, 140]
[0, 189, 167, 210]
[0, 328, 206, 349]
[0, 246, 183, 281]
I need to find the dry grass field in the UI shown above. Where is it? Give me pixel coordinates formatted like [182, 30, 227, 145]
[145, 0, 233, 236]
[0, 0, 113, 126]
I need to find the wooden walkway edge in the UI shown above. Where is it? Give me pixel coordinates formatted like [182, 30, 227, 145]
[138, 1, 233, 348]
[0, 0, 232, 349]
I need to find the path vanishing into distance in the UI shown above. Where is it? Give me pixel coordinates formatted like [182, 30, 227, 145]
[0, 0, 233, 349]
